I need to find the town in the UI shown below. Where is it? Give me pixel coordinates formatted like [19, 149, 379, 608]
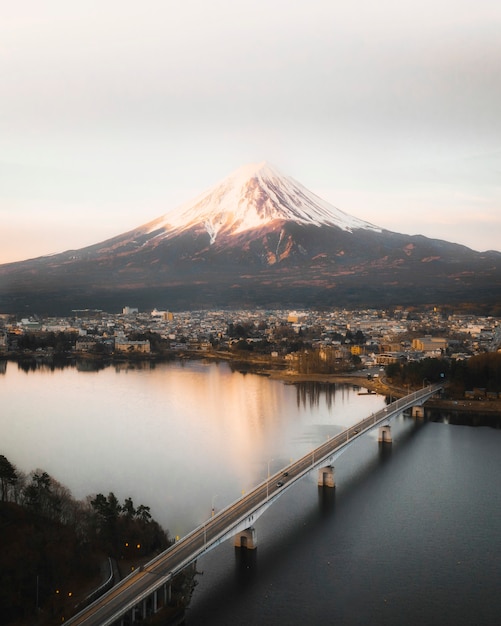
[1, 305, 500, 377]
[2, 304, 501, 625]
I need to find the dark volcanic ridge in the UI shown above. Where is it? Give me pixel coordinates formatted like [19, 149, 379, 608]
[1, 162, 500, 314]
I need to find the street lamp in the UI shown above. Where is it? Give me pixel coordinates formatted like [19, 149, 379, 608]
[267, 459, 274, 499]
[267, 458, 274, 478]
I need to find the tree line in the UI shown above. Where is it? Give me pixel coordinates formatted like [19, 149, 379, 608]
[385, 353, 501, 396]
[0, 454, 169, 624]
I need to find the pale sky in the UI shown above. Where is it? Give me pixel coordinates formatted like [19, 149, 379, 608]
[1, 0, 500, 263]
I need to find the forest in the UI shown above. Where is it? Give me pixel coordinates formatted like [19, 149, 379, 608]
[0, 455, 171, 625]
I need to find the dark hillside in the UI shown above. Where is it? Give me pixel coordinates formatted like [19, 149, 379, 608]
[0, 502, 101, 625]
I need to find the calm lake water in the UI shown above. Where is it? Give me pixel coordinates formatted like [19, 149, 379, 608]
[2, 359, 500, 625]
[1, 359, 385, 534]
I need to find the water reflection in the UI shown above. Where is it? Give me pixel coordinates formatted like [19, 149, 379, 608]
[233, 547, 257, 587]
[8, 355, 171, 374]
[16, 357, 70, 373]
[76, 359, 108, 372]
[295, 381, 364, 409]
[317, 484, 336, 517]
[1, 360, 385, 536]
[296, 382, 335, 408]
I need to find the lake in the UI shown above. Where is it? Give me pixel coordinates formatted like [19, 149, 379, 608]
[2, 359, 500, 625]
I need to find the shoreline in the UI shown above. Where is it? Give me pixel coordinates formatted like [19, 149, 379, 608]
[4, 349, 501, 416]
[265, 370, 501, 416]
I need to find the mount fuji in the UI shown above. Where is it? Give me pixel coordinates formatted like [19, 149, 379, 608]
[1, 162, 500, 314]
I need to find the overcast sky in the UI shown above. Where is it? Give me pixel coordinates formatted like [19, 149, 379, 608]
[1, 0, 500, 263]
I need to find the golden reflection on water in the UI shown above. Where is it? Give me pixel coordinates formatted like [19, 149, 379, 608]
[1, 359, 385, 535]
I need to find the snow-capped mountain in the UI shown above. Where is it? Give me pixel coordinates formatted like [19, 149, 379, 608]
[149, 162, 380, 244]
[1, 163, 500, 315]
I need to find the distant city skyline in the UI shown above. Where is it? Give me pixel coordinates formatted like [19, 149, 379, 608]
[1, 0, 500, 264]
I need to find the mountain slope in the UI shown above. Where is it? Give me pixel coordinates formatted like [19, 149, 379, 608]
[1, 162, 500, 314]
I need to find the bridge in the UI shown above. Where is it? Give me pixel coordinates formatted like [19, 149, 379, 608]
[66, 384, 443, 625]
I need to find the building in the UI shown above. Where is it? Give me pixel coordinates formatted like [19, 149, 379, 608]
[114, 338, 151, 353]
[411, 336, 448, 353]
[151, 309, 174, 321]
[75, 337, 99, 352]
[376, 353, 401, 365]
[287, 311, 306, 324]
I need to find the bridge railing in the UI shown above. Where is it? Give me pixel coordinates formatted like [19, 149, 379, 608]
[145, 384, 444, 573]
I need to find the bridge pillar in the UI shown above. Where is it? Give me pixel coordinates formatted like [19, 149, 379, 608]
[378, 425, 392, 443]
[411, 405, 425, 418]
[234, 527, 257, 549]
[164, 581, 172, 605]
[318, 465, 335, 488]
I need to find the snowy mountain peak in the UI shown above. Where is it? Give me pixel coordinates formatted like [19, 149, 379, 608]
[151, 162, 381, 243]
